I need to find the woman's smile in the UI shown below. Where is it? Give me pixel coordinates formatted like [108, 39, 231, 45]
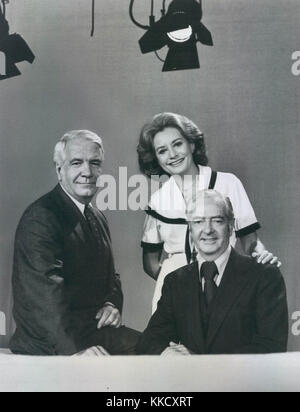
[167, 158, 185, 167]
[153, 127, 198, 177]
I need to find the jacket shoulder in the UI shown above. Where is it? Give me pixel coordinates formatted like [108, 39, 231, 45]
[256, 262, 284, 284]
[164, 262, 196, 284]
[232, 250, 284, 285]
[16, 189, 62, 233]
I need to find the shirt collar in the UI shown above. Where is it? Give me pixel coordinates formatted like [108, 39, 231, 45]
[60, 184, 88, 215]
[197, 245, 232, 278]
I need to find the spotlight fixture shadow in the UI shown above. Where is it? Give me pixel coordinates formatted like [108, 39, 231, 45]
[0, 11, 35, 80]
[139, 0, 213, 72]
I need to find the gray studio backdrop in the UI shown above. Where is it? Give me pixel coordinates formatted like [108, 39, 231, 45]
[0, 0, 299, 350]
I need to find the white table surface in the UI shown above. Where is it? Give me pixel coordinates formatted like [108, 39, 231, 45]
[0, 351, 300, 392]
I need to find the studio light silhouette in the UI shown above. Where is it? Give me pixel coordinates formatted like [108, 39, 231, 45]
[0, 6, 35, 80]
[133, 0, 213, 72]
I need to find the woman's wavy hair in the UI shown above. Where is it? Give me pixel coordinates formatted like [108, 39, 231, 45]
[137, 112, 208, 177]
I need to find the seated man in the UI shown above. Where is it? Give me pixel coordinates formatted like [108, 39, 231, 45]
[10, 130, 140, 356]
[137, 190, 288, 355]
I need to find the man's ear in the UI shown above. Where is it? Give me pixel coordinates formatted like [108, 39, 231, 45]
[55, 163, 63, 182]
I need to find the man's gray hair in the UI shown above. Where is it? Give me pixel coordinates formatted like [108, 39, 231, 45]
[186, 189, 235, 223]
[53, 130, 104, 165]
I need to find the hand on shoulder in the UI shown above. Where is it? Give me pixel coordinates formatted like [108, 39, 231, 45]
[252, 240, 282, 268]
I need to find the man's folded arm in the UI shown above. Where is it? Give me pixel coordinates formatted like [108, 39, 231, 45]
[136, 276, 179, 355]
[235, 267, 289, 354]
[13, 207, 77, 355]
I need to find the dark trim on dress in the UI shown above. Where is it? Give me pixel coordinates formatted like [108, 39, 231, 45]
[146, 171, 218, 224]
[209, 171, 218, 190]
[185, 227, 192, 264]
[236, 222, 261, 238]
[146, 207, 188, 225]
[141, 241, 164, 252]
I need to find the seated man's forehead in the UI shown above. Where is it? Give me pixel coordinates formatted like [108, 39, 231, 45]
[190, 198, 225, 217]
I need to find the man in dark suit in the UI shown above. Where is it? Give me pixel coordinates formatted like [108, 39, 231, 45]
[137, 190, 288, 355]
[10, 130, 140, 356]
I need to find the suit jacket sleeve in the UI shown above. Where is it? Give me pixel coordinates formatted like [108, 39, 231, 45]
[98, 211, 123, 313]
[12, 206, 78, 355]
[104, 272, 123, 313]
[236, 266, 289, 354]
[137, 275, 179, 355]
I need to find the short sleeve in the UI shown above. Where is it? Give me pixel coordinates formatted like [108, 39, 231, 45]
[141, 213, 164, 252]
[228, 175, 261, 238]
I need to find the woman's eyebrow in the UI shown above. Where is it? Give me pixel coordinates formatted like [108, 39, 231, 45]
[172, 138, 183, 144]
[155, 138, 183, 151]
[155, 144, 167, 151]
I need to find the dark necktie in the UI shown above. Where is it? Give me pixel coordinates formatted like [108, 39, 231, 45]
[84, 205, 104, 251]
[201, 261, 219, 306]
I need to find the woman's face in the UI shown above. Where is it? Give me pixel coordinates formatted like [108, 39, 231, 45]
[153, 127, 195, 176]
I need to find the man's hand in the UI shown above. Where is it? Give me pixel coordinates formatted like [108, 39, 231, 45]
[96, 304, 122, 329]
[161, 342, 192, 356]
[252, 240, 282, 268]
[74, 346, 110, 357]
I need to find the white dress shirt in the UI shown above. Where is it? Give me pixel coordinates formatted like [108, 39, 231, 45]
[198, 245, 232, 291]
[60, 184, 88, 215]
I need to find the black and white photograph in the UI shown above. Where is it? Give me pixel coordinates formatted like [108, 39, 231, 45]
[0, 0, 299, 393]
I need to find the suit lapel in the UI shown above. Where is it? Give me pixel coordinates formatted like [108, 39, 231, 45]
[73, 220, 89, 244]
[53, 185, 94, 245]
[206, 250, 253, 349]
[184, 263, 206, 353]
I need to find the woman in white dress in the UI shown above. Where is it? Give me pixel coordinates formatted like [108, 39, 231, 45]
[137, 113, 281, 313]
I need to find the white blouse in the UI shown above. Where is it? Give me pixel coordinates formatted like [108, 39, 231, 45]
[141, 166, 260, 255]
